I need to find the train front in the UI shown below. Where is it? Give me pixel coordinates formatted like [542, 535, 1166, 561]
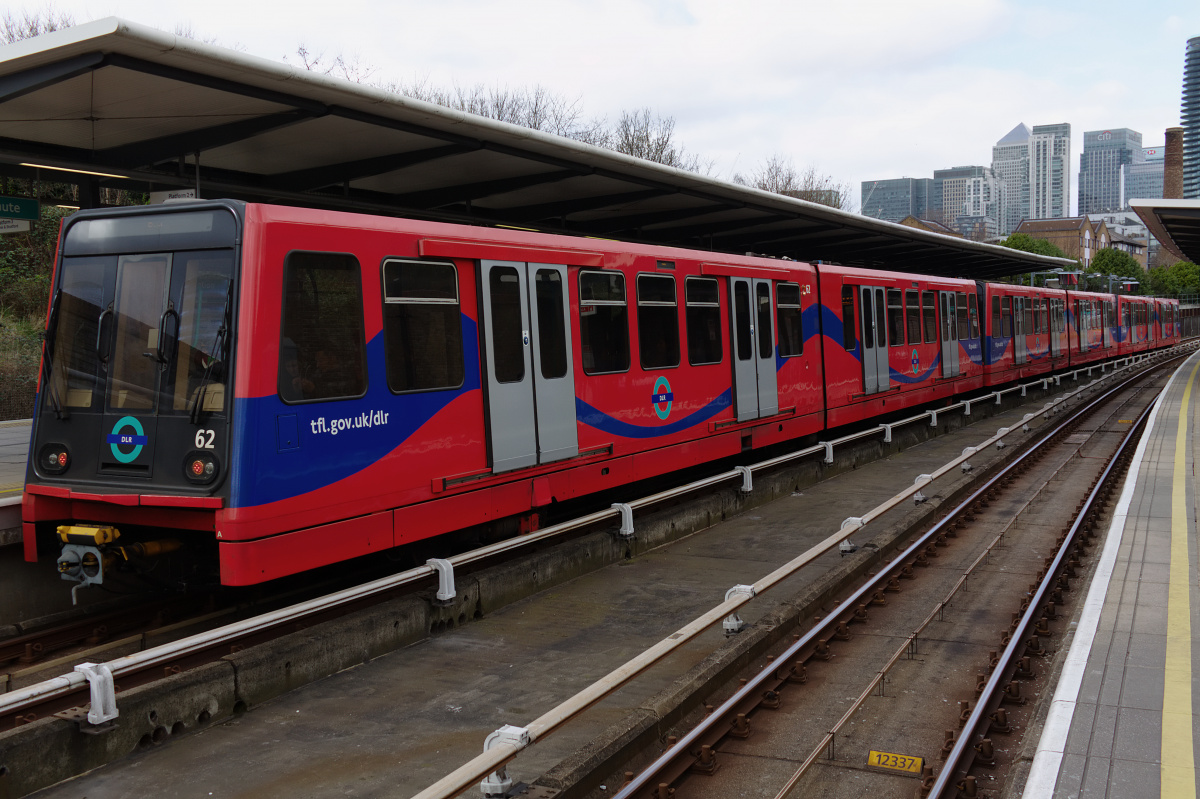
[22, 201, 241, 601]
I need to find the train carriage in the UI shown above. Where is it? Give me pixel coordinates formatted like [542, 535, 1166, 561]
[1117, 295, 1152, 356]
[982, 283, 1068, 385]
[25, 201, 835, 586]
[1064, 289, 1116, 367]
[818, 267, 983, 429]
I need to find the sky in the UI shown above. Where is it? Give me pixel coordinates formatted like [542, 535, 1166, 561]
[10, 0, 1200, 214]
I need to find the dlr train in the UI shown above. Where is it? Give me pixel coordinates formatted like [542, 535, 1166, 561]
[22, 200, 1181, 594]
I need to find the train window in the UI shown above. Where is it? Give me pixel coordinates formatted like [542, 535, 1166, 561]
[757, 283, 774, 359]
[45, 257, 114, 411]
[841, 286, 857, 351]
[685, 277, 723, 365]
[991, 296, 1001, 338]
[381, 260, 464, 393]
[861, 289, 875, 349]
[1001, 297, 1013, 338]
[922, 291, 937, 343]
[579, 271, 630, 374]
[956, 292, 970, 340]
[736, 282, 754, 359]
[637, 274, 680, 369]
[489, 267, 526, 383]
[886, 289, 904, 346]
[777, 282, 803, 357]
[906, 290, 920, 344]
[279, 252, 368, 403]
[1023, 299, 1034, 336]
[534, 270, 568, 379]
[968, 293, 980, 340]
[170, 252, 234, 413]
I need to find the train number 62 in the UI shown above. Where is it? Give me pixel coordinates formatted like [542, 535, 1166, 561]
[194, 429, 216, 449]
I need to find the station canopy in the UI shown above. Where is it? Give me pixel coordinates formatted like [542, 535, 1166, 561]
[1131, 199, 1200, 266]
[0, 18, 1073, 279]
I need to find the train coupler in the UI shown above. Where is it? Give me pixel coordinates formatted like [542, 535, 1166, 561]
[56, 524, 183, 604]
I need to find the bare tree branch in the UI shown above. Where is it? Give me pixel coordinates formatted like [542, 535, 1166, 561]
[734, 154, 854, 211]
[1, 5, 74, 44]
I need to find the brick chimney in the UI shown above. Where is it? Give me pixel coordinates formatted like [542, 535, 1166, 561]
[1165, 126, 1184, 199]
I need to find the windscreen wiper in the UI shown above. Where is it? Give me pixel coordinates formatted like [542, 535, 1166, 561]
[39, 289, 65, 419]
[190, 280, 232, 425]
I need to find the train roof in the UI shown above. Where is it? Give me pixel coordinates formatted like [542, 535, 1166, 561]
[0, 18, 1076, 280]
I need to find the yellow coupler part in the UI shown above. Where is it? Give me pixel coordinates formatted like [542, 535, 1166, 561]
[57, 524, 120, 545]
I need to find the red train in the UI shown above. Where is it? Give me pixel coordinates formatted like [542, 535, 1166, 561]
[22, 202, 1180, 593]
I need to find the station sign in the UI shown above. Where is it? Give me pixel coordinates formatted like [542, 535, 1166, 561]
[0, 196, 39, 221]
[150, 189, 197, 204]
[0, 218, 30, 234]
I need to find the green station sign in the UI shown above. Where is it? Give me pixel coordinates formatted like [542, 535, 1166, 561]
[0, 196, 39, 221]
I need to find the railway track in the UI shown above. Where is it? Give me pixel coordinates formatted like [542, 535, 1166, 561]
[604, 352, 1177, 799]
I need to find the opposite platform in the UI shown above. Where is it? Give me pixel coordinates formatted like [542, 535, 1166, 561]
[0, 419, 30, 546]
[1026, 349, 1200, 798]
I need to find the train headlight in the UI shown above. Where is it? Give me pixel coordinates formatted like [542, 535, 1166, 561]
[183, 450, 219, 485]
[39, 443, 70, 475]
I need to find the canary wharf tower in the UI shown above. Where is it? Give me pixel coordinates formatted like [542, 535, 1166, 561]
[1185, 36, 1200, 198]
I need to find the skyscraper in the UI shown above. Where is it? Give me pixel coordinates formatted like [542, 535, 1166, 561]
[1031, 123, 1071, 219]
[1124, 146, 1164, 206]
[859, 178, 934, 222]
[933, 166, 1005, 240]
[1078, 129, 1142, 214]
[1184, 37, 1200, 199]
[992, 123, 1030, 235]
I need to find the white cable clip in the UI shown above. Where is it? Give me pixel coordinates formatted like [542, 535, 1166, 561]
[426, 558, 456, 604]
[75, 662, 118, 726]
[723, 584, 756, 635]
[481, 725, 531, 797]
[611, 503, 635, 538]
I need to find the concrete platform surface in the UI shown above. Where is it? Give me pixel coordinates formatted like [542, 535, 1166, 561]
[0, 419, 30, 546]
[1025, 350, 1200, 799]
[22, 388, 1080, 799]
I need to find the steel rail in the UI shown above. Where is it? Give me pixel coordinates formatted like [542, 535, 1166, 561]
[611, 356, 1166, 799]
[772, 467, 1083, 799]
[929, 383, 1161, 797]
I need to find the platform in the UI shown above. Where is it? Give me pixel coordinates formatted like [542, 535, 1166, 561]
[1026, 349, 1200, 798]
[0, 418, 30, 546]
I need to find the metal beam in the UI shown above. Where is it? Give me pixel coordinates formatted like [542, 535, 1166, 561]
[389, 170, 582, 209]
[269, 143, 478, 192]
[0, 52, 104, 104]
[100, 109, 324, 168]
[485, 189, 671, 222]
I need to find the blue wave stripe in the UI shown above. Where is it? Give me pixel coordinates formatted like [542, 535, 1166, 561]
[576, 389, 732, 439]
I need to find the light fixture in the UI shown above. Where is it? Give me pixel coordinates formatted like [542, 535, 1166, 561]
[20, 163, 127, 179]
[55, 204, 80, 210]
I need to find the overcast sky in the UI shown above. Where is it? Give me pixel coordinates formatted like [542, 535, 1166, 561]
[15, 0, 1200, 214]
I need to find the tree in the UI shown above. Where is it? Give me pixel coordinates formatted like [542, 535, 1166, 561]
[1087, 248, 1144, 291]
[604, 108, 712, 173]
[732, 155, 854, 212]
[1145, 261, 1200, 297]
[998, 232, 1069, 260]
[1, 6, 74, 44]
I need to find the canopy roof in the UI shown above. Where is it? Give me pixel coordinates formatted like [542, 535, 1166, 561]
[1130, 199, 1200, 265]
[0, 18, 1074, 279]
